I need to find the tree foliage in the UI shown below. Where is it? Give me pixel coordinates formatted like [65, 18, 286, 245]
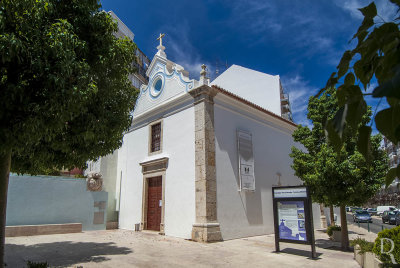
[291, 87, 388, 249]
[291, 88, 388, 207]
[318, 0, 400, 185]
[0, 1, 137, 265]
[0, 0, 138, 173]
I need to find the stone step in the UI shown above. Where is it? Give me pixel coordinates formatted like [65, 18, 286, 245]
[5, 223, 82, 237]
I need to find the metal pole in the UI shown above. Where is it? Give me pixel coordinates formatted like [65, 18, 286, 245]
[368, 222, 370, 232]
[272, 196, 280, 253]
[310, 200, 317, 259]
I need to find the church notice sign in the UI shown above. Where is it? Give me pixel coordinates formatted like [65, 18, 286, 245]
[272, 186, 316, 258]
[237, 130, 255, 191]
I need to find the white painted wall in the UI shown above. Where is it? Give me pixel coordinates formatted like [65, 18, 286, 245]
[118, 105, 196, 239]
[117, 125, 146, 231]
[85, 152, 119, 222]
[163, 106, 196, 238]
[211, 64, 282, 116]
[99, 151, 119, 222]
[214, 95, 320, 240]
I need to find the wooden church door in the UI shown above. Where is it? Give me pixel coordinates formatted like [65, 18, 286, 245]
[147, 176, 162, 231]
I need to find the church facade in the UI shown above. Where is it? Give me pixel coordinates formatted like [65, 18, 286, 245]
[112, 40, 321, 242]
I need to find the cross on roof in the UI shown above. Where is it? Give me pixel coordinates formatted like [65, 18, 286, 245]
[157, 33, 165, 47]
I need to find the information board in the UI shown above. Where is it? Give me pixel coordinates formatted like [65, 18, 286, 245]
[272, 186, 316, 258]
[277, 200, 307, 242]
[237, 130, 255, 191]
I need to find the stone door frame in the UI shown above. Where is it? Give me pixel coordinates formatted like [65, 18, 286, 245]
[140, 157, 168, 234]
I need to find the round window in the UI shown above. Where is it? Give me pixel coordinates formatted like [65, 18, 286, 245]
[150, 75, 164, 98]
[154, 79, 162, 92]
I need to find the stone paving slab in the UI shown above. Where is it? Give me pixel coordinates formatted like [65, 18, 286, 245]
[5, 229, 359, 268]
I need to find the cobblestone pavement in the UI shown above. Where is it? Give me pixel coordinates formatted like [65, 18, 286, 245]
[5, 229, 359, 268]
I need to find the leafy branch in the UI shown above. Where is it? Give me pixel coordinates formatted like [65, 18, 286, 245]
[318, 0, 400, 186]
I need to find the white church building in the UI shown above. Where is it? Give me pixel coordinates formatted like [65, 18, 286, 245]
[89, 37, 323, 242]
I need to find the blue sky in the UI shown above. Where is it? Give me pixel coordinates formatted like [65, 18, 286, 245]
[101, 0, 396, 128]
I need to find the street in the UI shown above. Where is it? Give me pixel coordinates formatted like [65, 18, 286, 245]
[346, 212, 396, 234]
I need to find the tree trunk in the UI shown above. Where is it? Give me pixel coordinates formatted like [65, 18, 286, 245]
[340, 204, 349, 251]
[330, 205, 335, 226]
[0, 151, 11, 267]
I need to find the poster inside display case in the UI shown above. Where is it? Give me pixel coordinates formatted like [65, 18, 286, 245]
[277, 200, 307, 242]
[272, 186, 316, 258]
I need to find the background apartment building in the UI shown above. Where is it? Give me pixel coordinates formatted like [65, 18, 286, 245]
[109, 11, 150, 90]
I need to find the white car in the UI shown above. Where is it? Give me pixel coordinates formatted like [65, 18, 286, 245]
[377, 206, 396, 216]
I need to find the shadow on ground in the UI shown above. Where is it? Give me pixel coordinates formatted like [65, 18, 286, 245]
[315, 239, 354, 252]
[276, 248, 322, 260]
[5, 241, 132, 267]
[316, 229, 359, 235]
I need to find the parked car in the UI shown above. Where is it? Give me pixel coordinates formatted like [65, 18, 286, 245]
[367, 208, 377, 216]
[353, 210, 372, 223]
[382, 210, 398, 224]
[346, 206, 351, 212]
[377, 206, 396, 216]
[352, 207, 362, 213]
[396, 212, 400, 226]
[352, 208, 363, 216]
[388, 211, 399, 225]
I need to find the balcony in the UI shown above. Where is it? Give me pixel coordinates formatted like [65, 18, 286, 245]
[281, 97, 289, 105]
[282, 112, 293, 121]
[281, 93, 289, 98]
[389, 152, 397, 159]
[132, 62, 148, 83]
[281, 104, 291, 113]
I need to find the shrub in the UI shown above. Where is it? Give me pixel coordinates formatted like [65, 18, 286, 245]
[372, 225, 400, 264]
[41, 168, 61, 176]
[74, 174, 86, 179]
[27, 261, 48, 268]
[350, 237, 374, 254]
[327, 225, 341, 237]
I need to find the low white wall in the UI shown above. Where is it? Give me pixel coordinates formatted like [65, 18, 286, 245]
[214, 97, 321, 240]
[313, 203, 322, 229]
[6, 175, 108, 231]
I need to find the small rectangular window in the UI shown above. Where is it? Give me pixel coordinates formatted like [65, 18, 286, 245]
[151, 123, 161, 152]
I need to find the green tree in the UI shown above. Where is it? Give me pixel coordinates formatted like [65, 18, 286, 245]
[290, 88, 388, 250]
[319, 1, 400, 185]
[0, 0, 137, 265]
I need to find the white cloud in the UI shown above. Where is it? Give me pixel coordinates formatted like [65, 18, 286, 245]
[281, 75, 319, 127]
[231, 1, 282, 35]
[335, 0, 397, 21]
[162, 22, 212, 80]
[223, 0, 345, 66]
[337, 0, 366, 19]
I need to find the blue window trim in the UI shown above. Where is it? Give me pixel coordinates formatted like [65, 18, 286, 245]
[149, 73, 165, 99]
